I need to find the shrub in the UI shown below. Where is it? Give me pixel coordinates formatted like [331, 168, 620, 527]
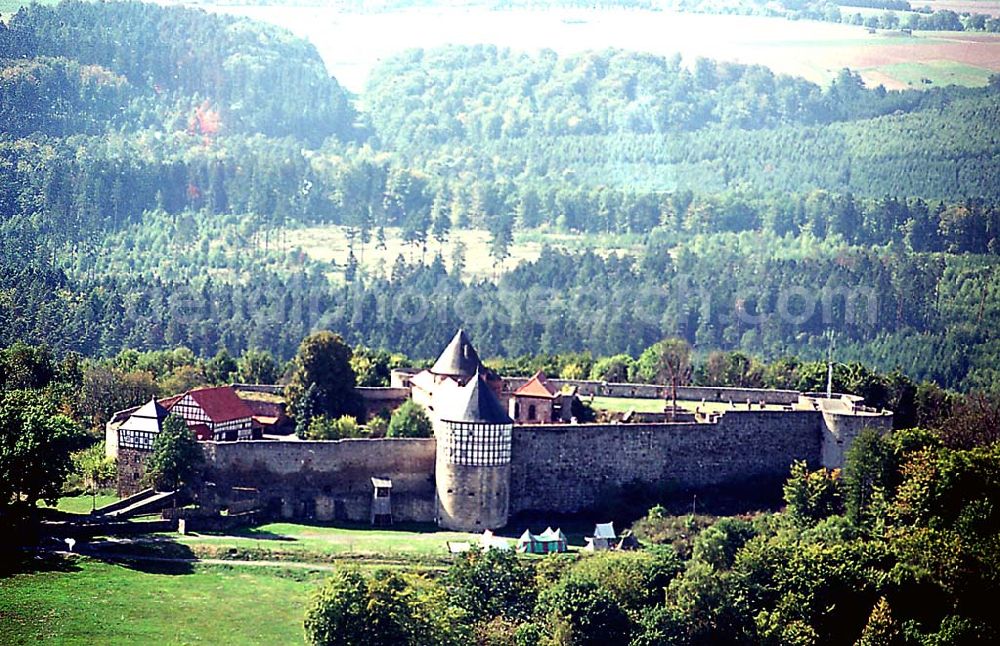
[304, 568, 469, 646]
[304, 415, 362, 440]
[691, 517, 757, 570]
[387, 400, 432, 438]
[444, 547, 536, 623]
[783, 460, 843, 527]
[366, 416, 388, 438]
[567, 549, 682, 613]
[537, 578, 632, 646]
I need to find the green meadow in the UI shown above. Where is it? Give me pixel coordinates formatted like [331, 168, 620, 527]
[874, 60, 996, 87]
[0, 556, 321, 645]
[172, 522, 489, 564]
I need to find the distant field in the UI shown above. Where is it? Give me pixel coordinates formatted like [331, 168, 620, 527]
[173, 5, 1000, 90]
[0, 557, 318, 645]
[872, 59, 996, 87]
[284, 224, 638, 282]
[920, 0, 1000, 17]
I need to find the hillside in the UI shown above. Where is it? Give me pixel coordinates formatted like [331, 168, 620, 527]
[365, 46, 1000, 200]
[0, 1, 998, 392]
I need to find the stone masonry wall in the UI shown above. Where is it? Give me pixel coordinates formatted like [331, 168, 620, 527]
[509, 410, 823, 515]
[203, 438, 437, 523]
[820, 410, 894, 469]
[117, 447, 149, 497]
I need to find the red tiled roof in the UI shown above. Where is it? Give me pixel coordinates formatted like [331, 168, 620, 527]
[187, 386, 254, 423]
[513, 371, 559, 399]
[158, 394, 183, 410]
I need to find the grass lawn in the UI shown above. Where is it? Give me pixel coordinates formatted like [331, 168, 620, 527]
[173, 522, 501, 564]
[588, 396, 785, 415]
[0, 556, 321, 645]
[589, 396, 669, 414]
[39, 494, 120, 515]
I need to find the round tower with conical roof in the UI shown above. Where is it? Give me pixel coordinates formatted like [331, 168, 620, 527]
[429, 329, 482, 385]
[433, 365, 514, 531]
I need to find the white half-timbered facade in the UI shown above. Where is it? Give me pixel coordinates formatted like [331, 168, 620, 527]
[117, 399, 170, 450]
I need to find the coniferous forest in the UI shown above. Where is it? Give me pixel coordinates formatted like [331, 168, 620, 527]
[1, 0, 999, 393]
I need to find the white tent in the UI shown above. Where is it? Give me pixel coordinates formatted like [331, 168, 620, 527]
[481, 529, 512, 551]
[594, 522, 616, 539]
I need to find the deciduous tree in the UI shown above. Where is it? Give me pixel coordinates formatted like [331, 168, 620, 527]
[386, 400, 432, 438]
[0, 389, 84, 510]
[145, 415, 204, 492]
[286, 331, 360, 435]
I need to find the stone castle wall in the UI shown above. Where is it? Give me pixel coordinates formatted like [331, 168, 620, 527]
[203, 438, 436, 523]
[117, 447, 149, 497]
[161, 402, 891, 526]
[820, 409, 894, 469]
[509, 410, 824, 515]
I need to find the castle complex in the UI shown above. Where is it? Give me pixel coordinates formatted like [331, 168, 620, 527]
[108, 330, 892, 531]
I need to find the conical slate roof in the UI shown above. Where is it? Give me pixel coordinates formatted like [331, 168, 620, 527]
[431, 329, 483, 378]
[440, 371, 512, 425]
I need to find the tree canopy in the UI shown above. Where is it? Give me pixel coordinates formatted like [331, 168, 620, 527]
[286, 331, 361, 435]
[386, 400, 433, 438]
[144, 415, 205, 492]
[303, 568, 469, 646]
[0, 389, 84, 510]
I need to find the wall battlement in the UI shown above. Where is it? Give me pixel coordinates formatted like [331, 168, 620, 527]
[489, 375, 803, 405]
[510, 409, 824, 514]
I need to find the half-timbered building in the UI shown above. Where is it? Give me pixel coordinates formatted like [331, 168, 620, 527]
[170, 386, 255, 441]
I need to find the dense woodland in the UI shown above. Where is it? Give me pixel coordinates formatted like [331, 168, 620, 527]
[366, 46, 1000, 201]
[0, 0, 354, 141]
[1, 0, 1000, 395]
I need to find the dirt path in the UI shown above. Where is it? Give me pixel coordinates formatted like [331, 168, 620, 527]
[45, 547, 343, 571]
[40, 539, 446, 572]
